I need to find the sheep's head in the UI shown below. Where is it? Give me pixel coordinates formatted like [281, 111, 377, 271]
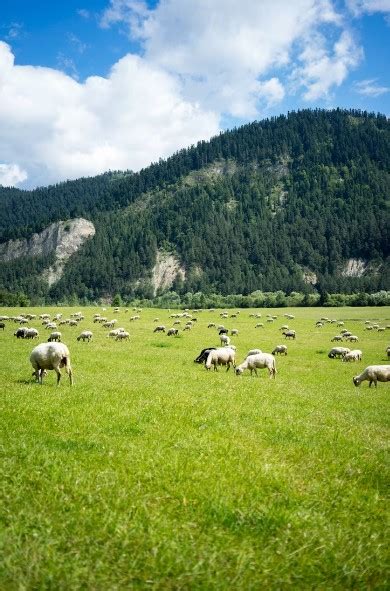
[353, 376, 360, 387]
[235, 367, 244, 375]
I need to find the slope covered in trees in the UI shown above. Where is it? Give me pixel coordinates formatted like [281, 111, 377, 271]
[0, 109, 389, 303]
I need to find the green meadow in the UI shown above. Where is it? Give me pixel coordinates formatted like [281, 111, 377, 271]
[0, 306, 389, 590]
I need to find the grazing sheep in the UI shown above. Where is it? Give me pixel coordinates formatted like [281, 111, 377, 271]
[235, 353, 276, 378]
[231, 329, 239, 336]
[343, 349, 362, 362]
[77, 331, 93, 342]
[353, 365, 390, 388]
[283, 330, 296, 339]
[45, 322, 57, 330]
[220, 334, 231, 347]
[194, 347, 216, 364]
[0, 322, 5, 330]
[255, 323, 264, 328]
[342, 332, 353, 339]
[167, 328, 179, 336]
[153, 325, 166, 333]
[328, 347, 350, 359]
[218, 328, 228, 335]
[14, 327, 28, 339]
[208, 323, 216, 328]
[272, 345, 287, 356]
[115, 331, 129, 341]
[331, 335, 343, 342]
[346, 335, 359, 342]
[337, 321, 344, 327]
[280, 325, 289, 331]
[25, 328, 39, 339]
[48, 331, 62, 342]
[205, 347, 236, 371]
[30, 342, 73, 385]
[107, 328, 123, 338]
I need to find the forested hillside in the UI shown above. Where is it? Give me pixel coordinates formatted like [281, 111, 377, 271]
[1, 109, 389, 304]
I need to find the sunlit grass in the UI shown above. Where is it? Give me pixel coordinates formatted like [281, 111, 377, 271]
[0, 306, 389, 589]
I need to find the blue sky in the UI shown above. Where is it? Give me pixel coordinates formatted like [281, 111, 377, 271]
[0, 0, 389, 188]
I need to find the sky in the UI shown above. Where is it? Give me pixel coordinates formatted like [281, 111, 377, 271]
[0, 0, 389, 189]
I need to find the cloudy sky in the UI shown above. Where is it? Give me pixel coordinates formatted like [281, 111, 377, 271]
[0, 0, 389, 189]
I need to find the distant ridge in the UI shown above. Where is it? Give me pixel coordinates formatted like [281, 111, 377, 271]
[0, 109, 389, 302]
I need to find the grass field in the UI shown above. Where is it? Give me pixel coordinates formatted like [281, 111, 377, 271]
[0, 306, 389, 590]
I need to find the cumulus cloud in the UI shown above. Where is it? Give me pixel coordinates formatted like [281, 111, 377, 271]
[100, 0, 346, 116]
[354, 78, 390, 96]
[292, 31, 362, 100]
[0, 41, 219, 187]
[0, 163, 28, 187]
[346, 0, 390, 16]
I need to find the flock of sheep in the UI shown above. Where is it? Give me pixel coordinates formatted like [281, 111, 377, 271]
[1, 308, 389, 388]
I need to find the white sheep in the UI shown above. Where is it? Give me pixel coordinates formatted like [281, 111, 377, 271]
[328, 347, 350, 359]
[353, 365, 390, 388]
[30, 342, 73, 385]
[77, 331, 93, 342]
[220, 334, 231, 347]
[346, 335, 359, 342]
[235, 353, 276, 378]
[230, 329, 239, 336]
[153, 325, 166, 333]
[343, 349, 362, 362]
[48, 331, 62, 342]
[205, 346, 236, 371]
[272, 345, 287, 355]
[25, 328, 39, 339]
[115, 331, 129, 341]
[331, 335, 343, 342]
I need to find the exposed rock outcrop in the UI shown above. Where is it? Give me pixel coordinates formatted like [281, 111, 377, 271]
[151, 250, 185, 295]
[0, 218, 95, 285]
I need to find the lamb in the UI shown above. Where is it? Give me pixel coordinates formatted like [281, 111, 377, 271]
[30, 342, 73, 385]
[328, 347, 350, 359]
[77, 331, 93, 342]
[48, 331, 62, 342]
[153, 325, 166, 333]
[194, 347, 216, 364]
[353, 365, 390, 388]
[272, 345, 287, 356]
[235, 353, 276, 378]
[343, 349, 362, 362]
[205, 346, 236, 371]
[220, 334, 231, 347]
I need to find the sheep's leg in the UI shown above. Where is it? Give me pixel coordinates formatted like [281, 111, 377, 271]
[66, 366, 73, 386]
[55, 367, 62, 385]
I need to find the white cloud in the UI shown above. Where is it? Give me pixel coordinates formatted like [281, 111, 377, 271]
[100, 0, 346, 116]
[0, 163, 28, 187]
[0, 41, 219, 188]
[354, 78, 390, 96]
[292, 31, 362, 100]
[346, 0, 390, 16]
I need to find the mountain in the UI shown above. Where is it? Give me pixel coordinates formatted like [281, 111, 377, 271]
[0, 108, 389, 304]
